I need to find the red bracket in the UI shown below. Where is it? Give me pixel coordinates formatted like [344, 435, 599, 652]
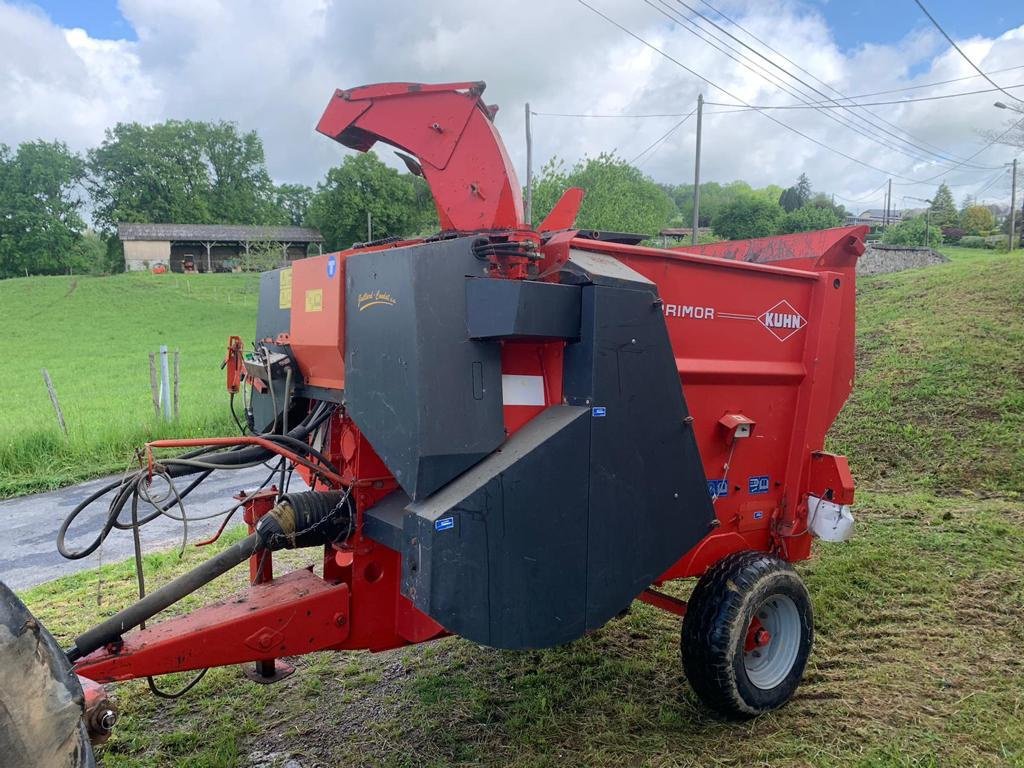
[74, 569, 350, 684]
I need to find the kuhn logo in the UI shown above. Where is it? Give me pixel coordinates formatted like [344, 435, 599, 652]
[758, 300, 806, 341]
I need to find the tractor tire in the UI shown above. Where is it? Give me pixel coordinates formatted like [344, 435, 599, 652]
[681, 551, 812, 719]
[0, 581, 94, 768]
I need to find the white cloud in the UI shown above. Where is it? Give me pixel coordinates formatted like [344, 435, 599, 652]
[1, 0, 1021, 210]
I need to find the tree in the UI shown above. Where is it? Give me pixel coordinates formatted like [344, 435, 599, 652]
[0, 140, 86, 278]
[306, 152, 427, 250]
[273, 183, 313, 226]
[712, 196, 784, 240]
[928, 183, 958, 228]
[960, 204, 995, 235]
[87, 120, 282, 233]
[532, 153, 676, 235]
[778, 173, 812, 212]
[881, 216, 941, 247]
[778, 204, 842, 234]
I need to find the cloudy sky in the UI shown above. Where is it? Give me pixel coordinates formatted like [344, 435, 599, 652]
[2, 0, 1022, 213]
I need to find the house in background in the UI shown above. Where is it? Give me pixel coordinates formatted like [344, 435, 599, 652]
[843, 208, 907, 227]
[118, 223, 324, 273]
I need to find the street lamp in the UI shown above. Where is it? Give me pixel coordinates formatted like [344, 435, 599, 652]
[994, 101, 1024, 115]
[904, 196, 934, 247]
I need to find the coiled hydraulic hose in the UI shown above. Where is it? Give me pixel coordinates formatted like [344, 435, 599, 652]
[56, 402, 337, 560]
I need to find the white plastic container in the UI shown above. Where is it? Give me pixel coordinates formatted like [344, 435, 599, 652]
[807, 495, 855, 542]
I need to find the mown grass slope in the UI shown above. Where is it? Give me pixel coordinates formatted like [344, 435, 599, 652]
[0, 273, 259, 496]
[830, 249, 1023, 496]
[14, 247, 1024, 767]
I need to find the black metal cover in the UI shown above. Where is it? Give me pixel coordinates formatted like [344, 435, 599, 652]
[344, 237, 505, 500]
[465, 277, 581, 340]
[402, 405, 592, 648]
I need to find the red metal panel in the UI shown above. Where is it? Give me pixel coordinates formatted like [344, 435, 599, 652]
[289, 253, 346, 389]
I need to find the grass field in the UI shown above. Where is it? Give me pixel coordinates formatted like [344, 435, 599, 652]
[12, 247, 1024, 767]
[0, 273, 260, 497]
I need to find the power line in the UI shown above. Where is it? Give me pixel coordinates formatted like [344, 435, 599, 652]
[574, 0, 921, 180]
[574, 0, 1014, 187]
[684, 0, 978, 169]
[893, 114, 1024, 185]
[628, 110, 697, 165]
[672, 0, 992, 169]
[912, 0, 1024, 107]
[797, 64, 1024, 103]
[833, 180, 890, 206]
[645, 0, 963, 169]
[535, 81, 1024, 118]
[704, 81, 1024, 111]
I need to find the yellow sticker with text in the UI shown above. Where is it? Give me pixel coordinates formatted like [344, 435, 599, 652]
[278, 268, 292, 309]
[305, 288, 323, 313]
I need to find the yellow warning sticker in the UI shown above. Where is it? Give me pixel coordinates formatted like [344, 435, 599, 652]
[279, 268, 292, 309]
[305, 288, 323, 313]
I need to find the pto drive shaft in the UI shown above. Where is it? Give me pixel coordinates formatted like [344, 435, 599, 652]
[66, 491, 350, 663]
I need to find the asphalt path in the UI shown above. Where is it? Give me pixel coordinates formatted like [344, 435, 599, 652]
[0, 466, 307, 590]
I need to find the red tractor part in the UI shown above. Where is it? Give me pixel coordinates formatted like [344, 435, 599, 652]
[3, 81, 865, 758]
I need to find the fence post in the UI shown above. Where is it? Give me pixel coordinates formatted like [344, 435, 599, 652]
[148, 353, 160, 417]
[159, 345, 172, 421]
[41, 368, 68, 436]
[173, 350, 180, 420]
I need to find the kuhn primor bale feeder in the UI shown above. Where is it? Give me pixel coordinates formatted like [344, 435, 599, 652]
[1, 81, 861, 766]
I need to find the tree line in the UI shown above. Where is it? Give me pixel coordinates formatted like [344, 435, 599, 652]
[0, 121, 437, 279]
[5, 116, 1014, 280]
[532, 159, 848, 242]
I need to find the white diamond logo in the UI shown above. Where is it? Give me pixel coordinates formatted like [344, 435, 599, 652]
[758, 300, 806, 341]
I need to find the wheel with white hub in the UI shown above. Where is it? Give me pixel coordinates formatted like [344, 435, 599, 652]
[681, 551, 813, 719]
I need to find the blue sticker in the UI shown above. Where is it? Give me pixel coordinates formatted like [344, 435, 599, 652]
[753, 510, 765, 520]
[435, 516, 455, 532]
[748, 475, 770, 495]
[592, 406, 607, 417]
[326, 254, 338, 278]
[707, 479, 729, 498]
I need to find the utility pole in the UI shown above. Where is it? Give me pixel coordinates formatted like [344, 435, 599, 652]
[692, 93, 703, 246]
[1010, 157, 1018, 252]
[367, 211, 373, 242]
[525, 103, 533, 227]
[886, 178, 892, 227]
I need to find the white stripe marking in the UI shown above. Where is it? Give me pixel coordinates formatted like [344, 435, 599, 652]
[502, 374, 546, 406]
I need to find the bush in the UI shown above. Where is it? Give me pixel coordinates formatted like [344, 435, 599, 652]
[959, 235, 986, 248]
[941, 226, 964, 244]
[984, 234, 1009, 250]
[880, 217, 942, 247]
[712, 196, 784, 240]
[778, 204, 841, 234]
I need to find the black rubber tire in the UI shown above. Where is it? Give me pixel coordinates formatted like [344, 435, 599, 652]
[0, 581, 94, 768]
[681, 551, 813, 719]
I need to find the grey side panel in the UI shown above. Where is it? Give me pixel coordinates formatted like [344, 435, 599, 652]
[402, 406, 591, 649]
[344, 237, 504, 500]
[362, 490, 408, 552]
[562, 257, 714, 630]
[466, 278, 581, 340]
[253, 268, 295, 432]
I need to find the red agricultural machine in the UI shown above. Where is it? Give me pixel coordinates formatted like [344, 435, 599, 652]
[1, 81, 863, 766]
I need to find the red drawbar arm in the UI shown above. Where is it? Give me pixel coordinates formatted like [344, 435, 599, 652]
[316, 81, 525, 233]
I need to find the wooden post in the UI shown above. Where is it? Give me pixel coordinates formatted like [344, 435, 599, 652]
[41, 369, 68, 436]
[148, 352, 160, 417]
[173, 350, 180, 420]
